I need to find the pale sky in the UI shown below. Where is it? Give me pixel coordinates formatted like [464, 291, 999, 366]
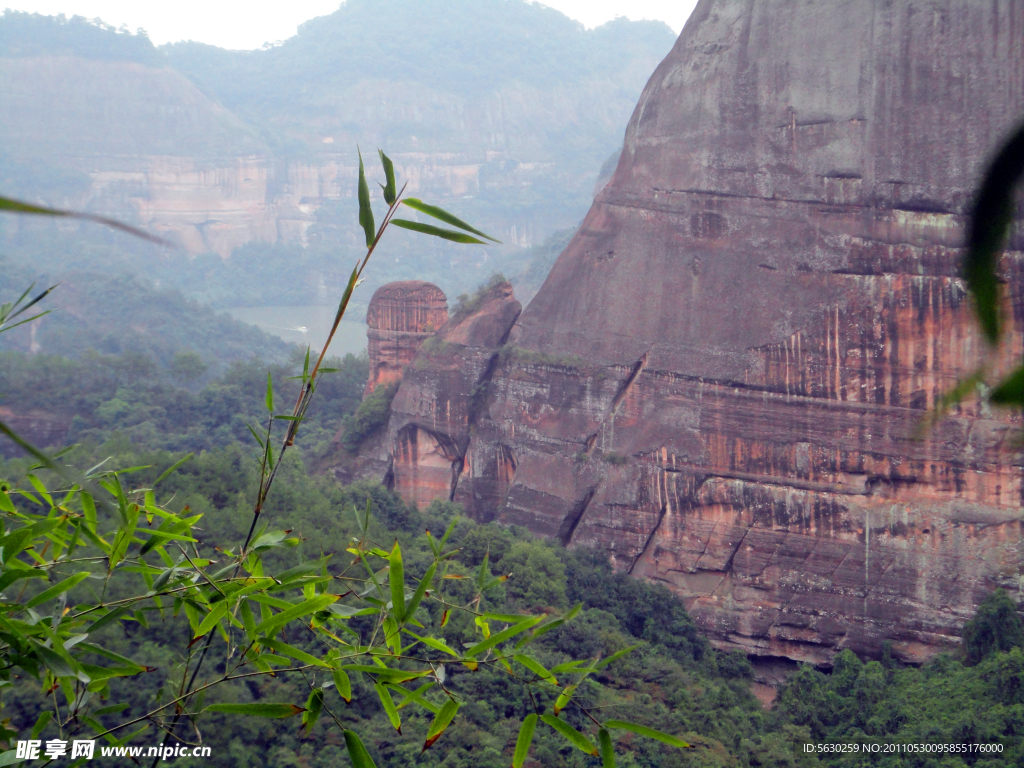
[2, 0, 698, 50]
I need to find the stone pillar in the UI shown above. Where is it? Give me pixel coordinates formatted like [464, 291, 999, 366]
[364, 281, 448, 397]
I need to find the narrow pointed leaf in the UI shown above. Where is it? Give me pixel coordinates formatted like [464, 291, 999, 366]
[422, 699, 459, 751]
[604, 720, 690, 748]
[206, 703, 304, 718]
[25, 571, 90, 609]
[599, 728, 615, 768]
[333, 669, 352, 702]
[0, 195, 169, 244]
[266, 372, 274, 412]
[514, 654, 557, 684]
[596, 644, 638, 669]
[389, 541, 405, 623]
[343, 730, 378, 768]
[253, 594, 338, 636]
[401, 198, 500, 242]
[375, 683, 402, 733]
[154, 452, 194, 486]
[379, 150, 397, 205]
[260, 638, 332, 668]
[465, 616, 542, 657]
[302, 688, 324, 733]
[513, 713, 538, 768]
[965, 119, 1024, 343]
[391, 219, 486, 244]
[357, 148, 375, 247]
[402, 630, 458, 658]
[554, 684, 577, 715]
[541, 714, 598, 755]
[404, 561, 436, 622]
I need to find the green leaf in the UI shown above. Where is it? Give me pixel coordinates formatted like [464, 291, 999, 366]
[392, 681, 438, 713]
[302, 688, 324, 734]
[333, 669, 352, 703]
[260, 638, 331, 668]
[423, 698, 459, 751]
[404, 561, 435, 623]
[33, 644, 78, 679]
[25, 571, 90, 609]
[604, 720, 690, 749]
[554, 684, 577, 715]
[195, 601, 228, 638]
[206, 703, 304, 718]
[375, 683, 402, 733]
[379, 150, 397, 205]
[0, 195, 169, 244]
[389, 541, 405, 623]
[990, 366, 1024, 405]
[340, 665, 429, 684]
[390, 219, 486, 244]
[266, 372, 274, 412]
[465, 616, 542, 657]
[513, 713, 538, 768]
[254, 594, 338, 636]
[514, 654, 557, 683]
[358, 148, 375, 247]
[599, 728, 616, 768]
[154, 452, 194, 486]
[0, 750, 22, 767]
[541, 714, 597, 756]
[344, 731, 378, 768]
[401, 198, 500, 242]
[596, 644, 638, 669]
[965, 118, 1024, 343]
[30, 710, 52, 740]
[87, 606, 131, 635]
[402, 630, 458, 658]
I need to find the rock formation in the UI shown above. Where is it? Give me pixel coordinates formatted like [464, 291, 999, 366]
[365, 282, 449, 397]
[366, 0, 1024, 666]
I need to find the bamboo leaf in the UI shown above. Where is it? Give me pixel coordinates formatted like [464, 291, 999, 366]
[389, 541, 405, 623]
[401, 198, 500, 242]
[391, 219, 486, 244]
[358, 148, 375, 247]
[599, 728, 616, 768]
[965, 118, 1024, 343]
[514, 654, 557, 684]
[302, 688, 324, 734]
[513, 713, 538, 768]
[25, 571, 90, 609]
[604, 720, 691, 748]
[195, 601, 229, 638]
[596, 644, 638, 669]
[540, 714, 598, 755]
[404, 561, 436, 622]
[422, 699, 459, 751]
[0, 195, 169, 245]
[465, 616, 542, 657]
[206, 703, 304, 718]
[254, 594, 338, 636]
[154, 452, 194, 486]
[990, 366, 1024, 405]
[402, 630, 458, 658]
[333, 669, 352, 702]
[260, 638, 331, 668]
[554, 684, 577, 715]
[343, 730, 378, 768]
[379, 150, 397, 205]
[375, 683, 402, 733]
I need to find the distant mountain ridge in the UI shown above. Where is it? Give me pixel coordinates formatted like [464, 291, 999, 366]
[0, 3, 675, 296]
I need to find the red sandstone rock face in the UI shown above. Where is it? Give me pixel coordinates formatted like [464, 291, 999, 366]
[365, 281, 448, 397]
[368, 0, 1024, 666]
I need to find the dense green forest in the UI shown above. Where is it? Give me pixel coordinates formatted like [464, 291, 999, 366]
[1, 331, 1023, 767]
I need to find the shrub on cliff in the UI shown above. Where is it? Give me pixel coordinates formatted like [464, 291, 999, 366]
[963, 589, 1024, 665]
[341, 380, 399, 451]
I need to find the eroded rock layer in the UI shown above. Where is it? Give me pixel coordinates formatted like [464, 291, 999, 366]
[365, 282, 449, 397]
[369, 0, 1024, 665]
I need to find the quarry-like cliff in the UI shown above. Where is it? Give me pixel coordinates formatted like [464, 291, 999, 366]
[360, 0, 1024, 666]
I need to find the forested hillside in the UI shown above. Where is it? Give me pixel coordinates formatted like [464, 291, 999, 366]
[1, 333, 1022, 767]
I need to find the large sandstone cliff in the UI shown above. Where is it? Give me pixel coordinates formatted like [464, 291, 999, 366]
[364, 0, 1024, 666]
